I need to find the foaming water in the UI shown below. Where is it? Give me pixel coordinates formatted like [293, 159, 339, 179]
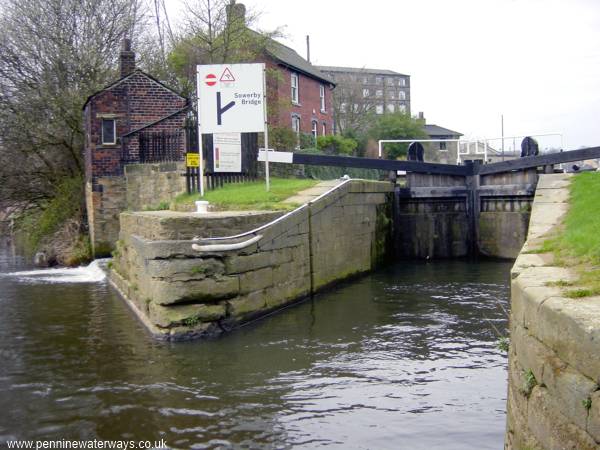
[2, 259, 108, 283]
[0, 256, 512, 449]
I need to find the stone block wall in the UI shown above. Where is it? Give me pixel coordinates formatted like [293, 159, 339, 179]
[124, 162, 187, 211]
[87, 162, 188, 255]
[506, 174, 600, 449]
[110, 179, 394, 340]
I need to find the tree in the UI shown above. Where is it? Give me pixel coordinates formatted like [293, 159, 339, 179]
[369, 113, 427, 160]
[330, 70, 378, 135]
[0, 0, 147, 258]
[168, 0, 281, 96]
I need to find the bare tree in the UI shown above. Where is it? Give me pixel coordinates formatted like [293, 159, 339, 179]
[330, 71, 378, 135]
[0, 0, 147, 212]
[168, 0, 282, 95]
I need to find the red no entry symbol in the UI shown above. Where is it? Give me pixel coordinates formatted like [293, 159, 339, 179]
[205, 73, 217, 86]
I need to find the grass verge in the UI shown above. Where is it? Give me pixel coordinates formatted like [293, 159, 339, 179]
[539, 172, 600, 297]
[173, 177, 319, 211]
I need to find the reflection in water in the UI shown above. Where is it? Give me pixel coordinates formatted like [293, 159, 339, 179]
[0, 243, 510, 450]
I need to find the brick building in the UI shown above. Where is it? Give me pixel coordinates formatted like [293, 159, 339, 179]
[83, 39, 189, 254]
[83, 39, 188, 181]
[262, 39, 336, 140]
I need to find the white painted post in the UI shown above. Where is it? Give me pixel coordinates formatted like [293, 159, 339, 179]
[456, 140, 461, 165]
[195, 66, 205, 197]
[263, 65, 270, 192]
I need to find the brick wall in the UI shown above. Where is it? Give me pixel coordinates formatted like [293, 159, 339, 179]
[84, 71, 187, 180]
[266, 61, 334, 136]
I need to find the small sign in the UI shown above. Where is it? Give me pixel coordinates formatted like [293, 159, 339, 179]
[258, 150, 293, 164]
[204, 73, 217, 86]
[213, 133, 242, 172]
[186, 153, 200, 167]
[197, 63, 265, 133]
[220, 67, 235, 82]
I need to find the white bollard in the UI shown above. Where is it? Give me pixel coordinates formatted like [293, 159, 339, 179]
[195, 200, 209, 213]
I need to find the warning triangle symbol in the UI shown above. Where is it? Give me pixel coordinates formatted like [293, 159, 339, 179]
[220, 68, 235, 82]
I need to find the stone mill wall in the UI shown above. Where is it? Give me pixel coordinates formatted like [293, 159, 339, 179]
[109, 179, 394, 340]
[506, 174, 600, 450]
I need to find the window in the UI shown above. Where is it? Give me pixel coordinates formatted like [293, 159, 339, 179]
[363, 77, 369, 84]
[398, 78, 406, 87]
[319, 85, 326, 112]
[375, 76, 383, 85]
[440, 141, 447, 150]
[376, 90, 383, 97]
[291, 115, 300, 135]
[387, 103, 394, 113]
[376, 104, 384, 114]
[340, 102, 347, 113]
[322, 122, 326, 135]
[398, 104, 407, 113]
[386, 78, 394, 86]
[101, 119, 116, 145]
[291, 73, 299, 104]
[362, 88, 369, 98]
[398, 91, 406, 100]
[389, 91, 395, 99]
[311, 120, 318, 139]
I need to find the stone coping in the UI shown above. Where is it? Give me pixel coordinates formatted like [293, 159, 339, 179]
[129, 210, 281, 219]
[511, 173, 600, 384]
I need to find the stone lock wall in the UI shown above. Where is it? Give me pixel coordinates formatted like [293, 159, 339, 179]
[506, 174, 600, 450]
[87, 162, 188, 255]
[109, 180, 394, 340]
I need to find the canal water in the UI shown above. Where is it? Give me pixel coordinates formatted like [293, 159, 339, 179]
[0, 240, 511, 449]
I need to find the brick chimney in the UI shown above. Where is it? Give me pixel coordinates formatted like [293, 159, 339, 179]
[120, 39, 135, 78]
[226, 1, 246, 26]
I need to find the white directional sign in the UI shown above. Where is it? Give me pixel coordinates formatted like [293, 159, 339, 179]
[197, 63, 265, 133]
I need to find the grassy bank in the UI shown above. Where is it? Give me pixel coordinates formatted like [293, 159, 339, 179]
[17, 176, 91, 266]
[541, 172, 600, 297]
[173, 178, 319, 211]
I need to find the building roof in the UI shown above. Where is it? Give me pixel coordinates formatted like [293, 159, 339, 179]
[316, 65, 410, 77]
[82, 69, 186, 110]
[423, 124, 463, 138]
[247, 30, 334, 85]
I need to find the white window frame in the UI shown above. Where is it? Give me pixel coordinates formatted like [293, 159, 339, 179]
[398, 104, 407, 113]
[101, 118, 116, 145]
[362, 88, 369, 98]
[291, 115, 300, 135]
[291, 73, 299, 104]
[376, 89, 383, 98]
[311, 120, 318, 139]
[319, 85, 326, 112]
[376, 104, 384, 114]
[398, 91, 406, 100]
[387, 103, 394, 113]
[398, 78, 406, 87]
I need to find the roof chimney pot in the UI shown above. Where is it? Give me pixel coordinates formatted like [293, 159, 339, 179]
[119, 38, 135, 78]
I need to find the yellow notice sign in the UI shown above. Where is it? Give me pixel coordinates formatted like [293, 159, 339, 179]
[186, 153, 200, 167]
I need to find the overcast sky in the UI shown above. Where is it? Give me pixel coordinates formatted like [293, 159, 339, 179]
[167, 0, 600, 150]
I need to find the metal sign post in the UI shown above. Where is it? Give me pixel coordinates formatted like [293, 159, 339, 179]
[195, 66, 205, 197]
[263, 66, 270, 192]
